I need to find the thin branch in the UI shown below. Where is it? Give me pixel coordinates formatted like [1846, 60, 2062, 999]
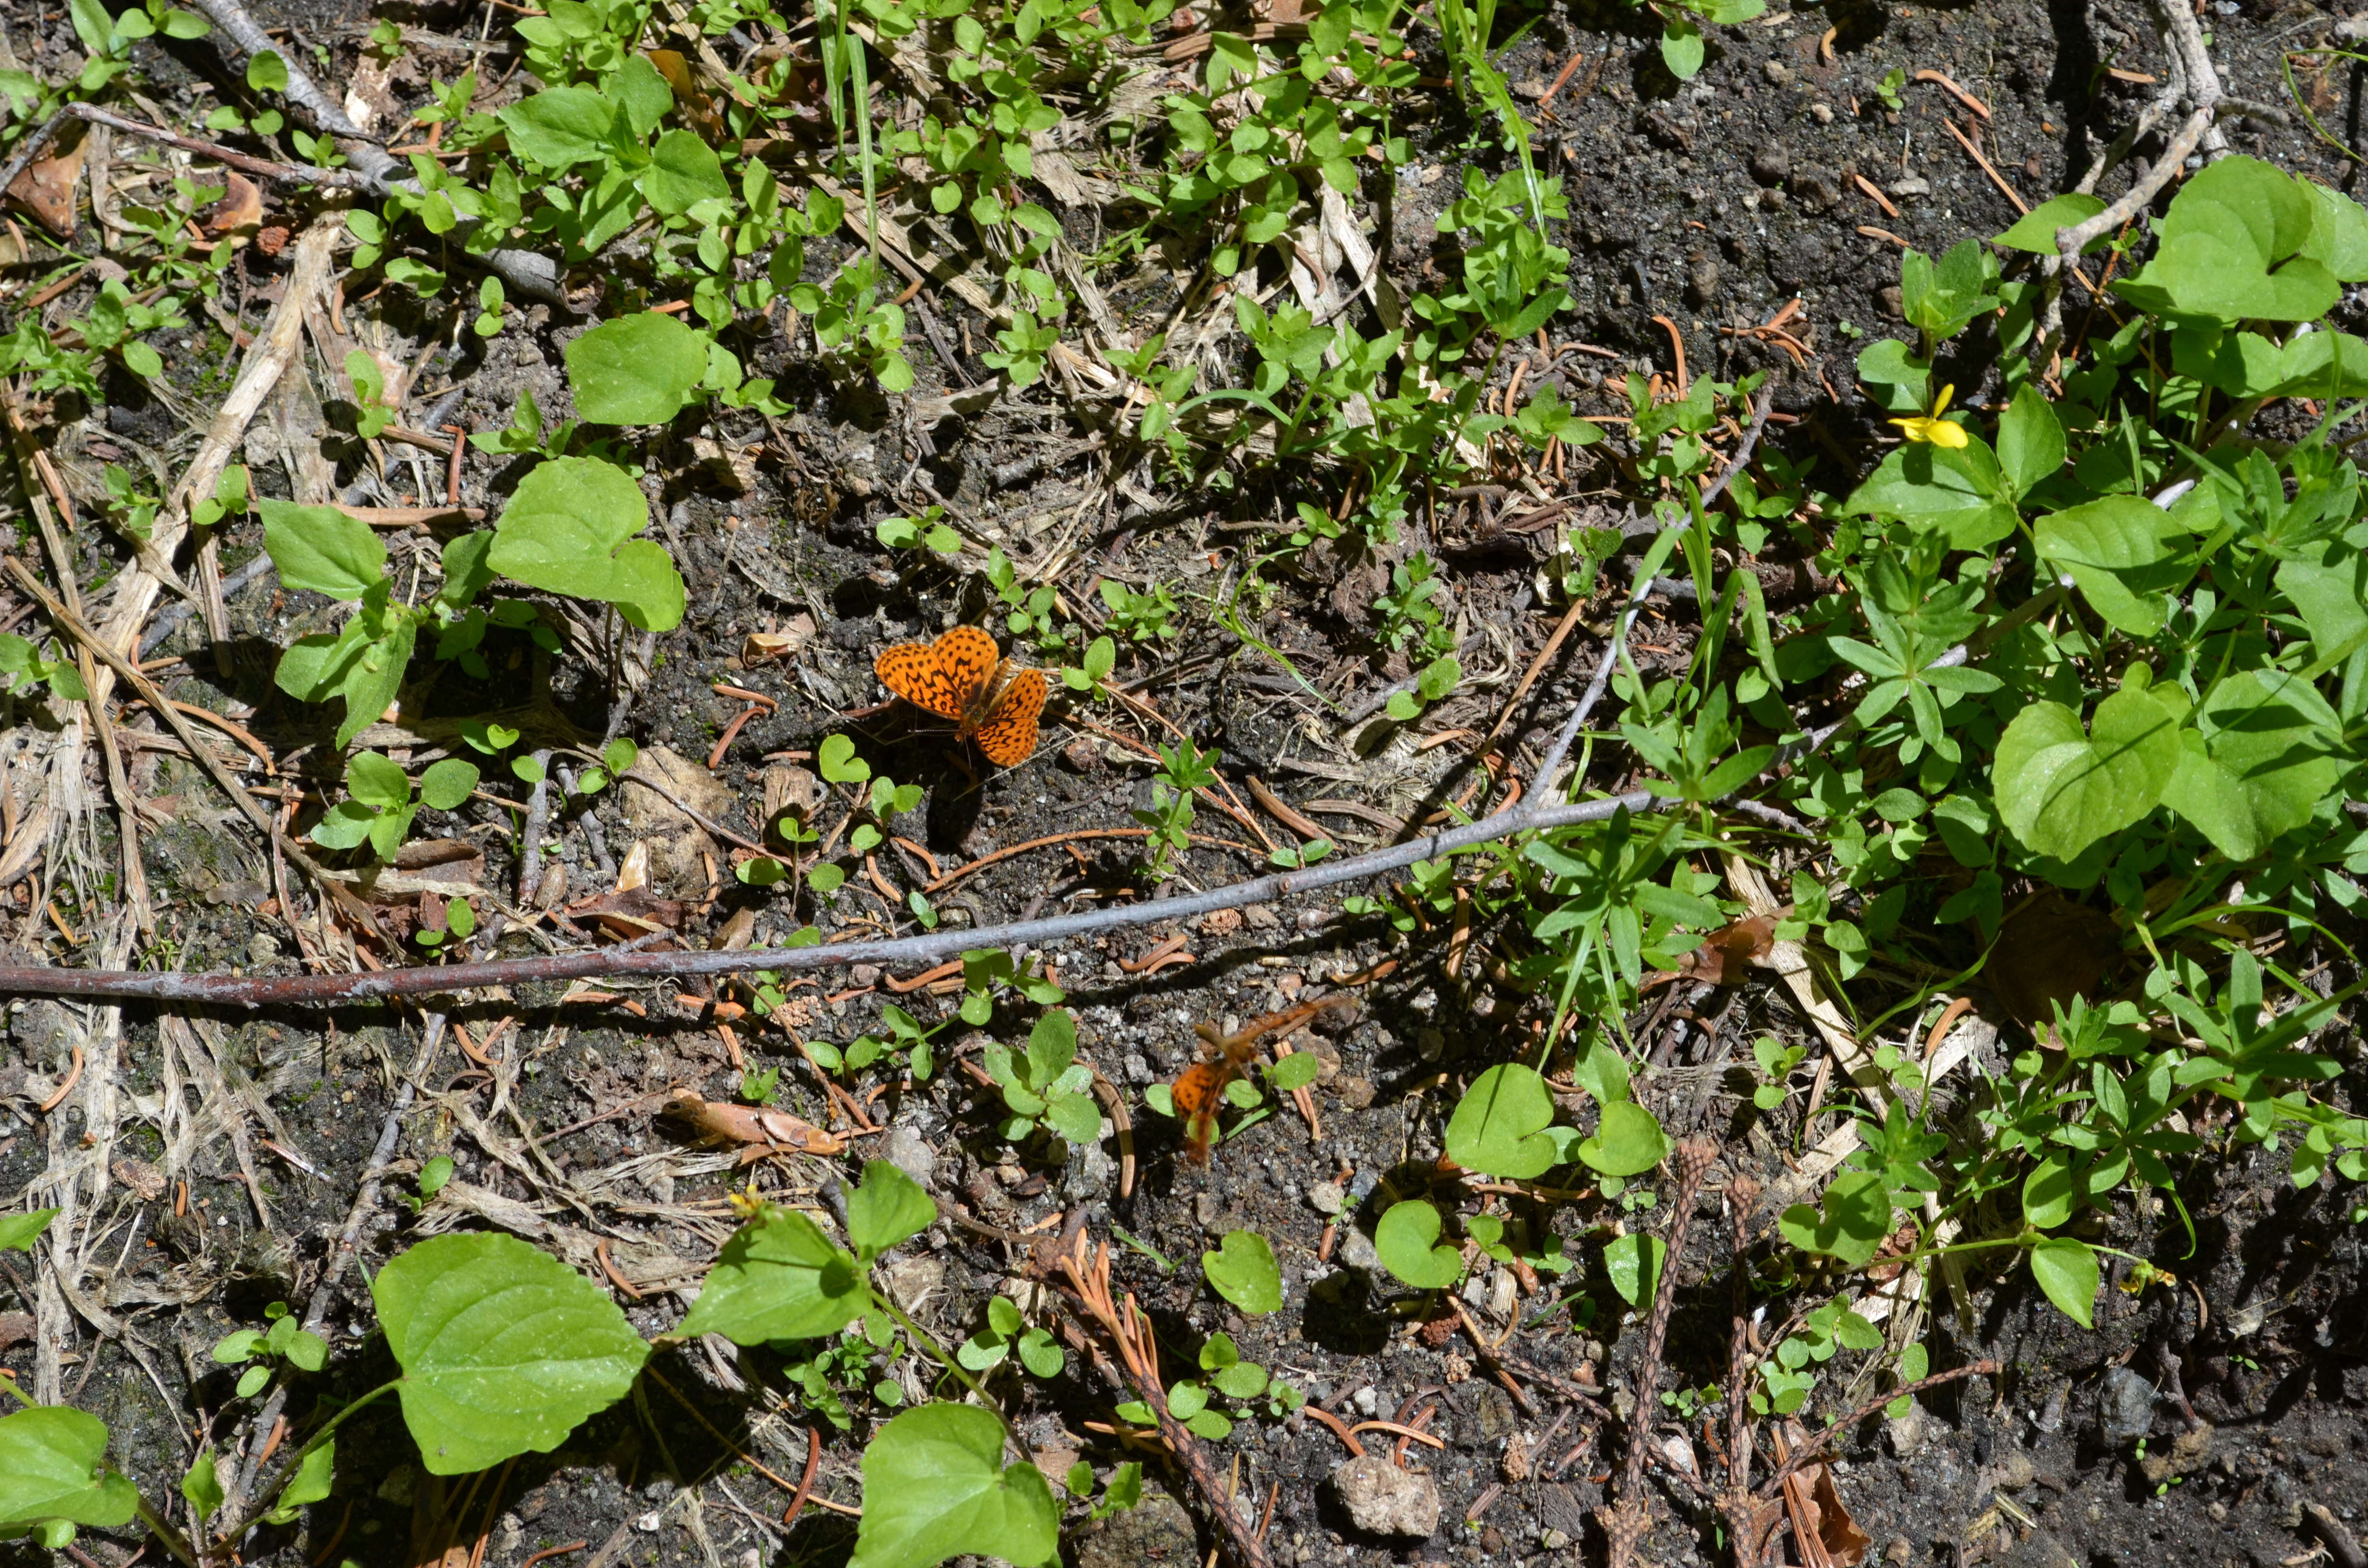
[0, 788, 1665, 1005]
[1751, 1358, 1999, 1499]
[60, 102, 375, 188]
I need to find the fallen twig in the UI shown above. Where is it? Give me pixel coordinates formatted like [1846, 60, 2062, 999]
[1599, 1139, 1717, 1568]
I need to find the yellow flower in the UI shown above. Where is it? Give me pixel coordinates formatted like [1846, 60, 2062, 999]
[1890, 384, 1970, 450]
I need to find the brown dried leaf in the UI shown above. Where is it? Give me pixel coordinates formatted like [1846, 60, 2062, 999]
[8, 130, 84, 238]
[663, 1088, 846, 1153]
[1809, 1464, 1872, 1567]
[741, 612, 815, 666]
[201, 172, 263, 236]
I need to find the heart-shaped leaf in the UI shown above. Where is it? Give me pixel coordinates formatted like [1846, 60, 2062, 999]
[0, 1408, 138, 1536]
[2162, 669, 2345, 861]
[679, 1203, 868, 1345]
[1203, 1228, 1283, 1315]
[564, 312, 708, 427]
[1777, 1170, 1893, 1269]
[490, 455, 686, 632]
[2028, 1236, 2099, 1329]
[846, 1160, 936, 1263]
[1443, 1065, 1563, 1179]
[1578, 1100, 1670, 1177]
[1995, 678, 2185, 863]
[373, 1232, 649, 1475]
[851, 1403, 1058, 1568]
[1373, 1200, 1463, 1290]
[1603, 1232, 1665, 1308]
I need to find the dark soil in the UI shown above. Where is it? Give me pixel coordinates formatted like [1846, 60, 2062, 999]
[1, 0, 2364, 1563]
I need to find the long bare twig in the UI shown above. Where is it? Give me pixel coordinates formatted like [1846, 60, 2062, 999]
[1600, 1139, 1717, 1568]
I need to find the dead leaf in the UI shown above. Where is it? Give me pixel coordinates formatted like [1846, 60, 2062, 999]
[200, 172, 262, 237]
[7, 128, 84, 238]
[0, 1312, 33, 1351]
[1644, 912, 1776, 992]
[762, 763, 825, 845]
[663, 1088, 847, 1154]
[741, 612, 815, 666]
[620, 745, 734, 895]
[645, 49, 724, 138]
[567, 882, 687, 939]
[1776, 1422, 1871, 1568]
[111, 1157, 167, 1201]
[1986, 891, 2123, 1034]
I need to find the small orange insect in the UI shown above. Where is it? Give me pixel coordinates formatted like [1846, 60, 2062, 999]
[873, 625, 1046, 768]
[1173, 994, 1355, 1164]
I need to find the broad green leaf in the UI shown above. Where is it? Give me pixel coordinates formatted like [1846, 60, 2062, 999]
[2119, 157, 2340, 322]
[1994, 680, 2184, 862]
[2162, 669, 2345, 860]
[418, 759, 480, 812]
[0, 1408, 138, 1535]
[1842, 440, 2016, 550]
[334, 617, 416, 749]
[678, 1203, 867, 1343]
[2277, 547, 2368, 659]
[851, 1403, 1059, 1568]
[1202, 1229, 1283, 1315]
[1043, 1091, 1102, 1146]
[1854, 338, 1930, 414]
[1578, 1100, 1669, 1178]
[491, 456, 686, 632]
[1372, 1200, 1463, 1289]
[641, 129, 728, 215]
[1777, 1169, 1892, 1269]
[181, 1450, 223, 1517]
[372, 1232, 649, 1475]
[1603, 1231, 1665, 1308]
[345, 750, 411, 810]
[2028, 1237, 2099, 1328]
[1993, 192, 2109, 254]
[1996, 384, 2064, 494]
[563, 313, 708, 426]
[613, 52, 673, 139]
[0, 1208, 57, 1251]
[262, 1438, 333, 1526]
[2303, 180, 2368, 279]
[499, 86, 615, 167]
[2022, 1154, 2074, 1228]
[1443, 1065, 1562, 1179]
[2034, 495, 2194, 636]
[846, 1159, 936, 1262]
[260, 501, 386, 600]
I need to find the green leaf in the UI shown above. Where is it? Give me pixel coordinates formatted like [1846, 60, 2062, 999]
[1658, 18, 1703, 80]
[2022, 1155, 2074, 1229]
[1777, 1169, 1893, 1268]
[2028, 1237, 2099, 1328]
[1993, 193, 2109, 254]
[2034, 496, 2193, 636]
[2161, 669, 2344, 860]
[678, 1203, 867, 1344]
[0, 1208, 57, 1251]
[345, 750, 411, 810]
[1842, 440, 2016, 549]
[1373, 1200, 1463, 1289]
[372, 1232, 650, 1475]
[0, 1408, 139, 1535]
[1443, 1064, 1563, 1179]
[1578, 1100, 1670, 1178]
[1267, 1053, 1321, 1092]
[181, 1450, 224, 1518]
[818, 735, 871, 784]
[1995, 679, 2185, 862]
[1995, 384, 2065, 494]
[612, 52, 673, 139]
[262, 1437, 333, 1526]
[1044, 1091, 1102, 1146]
[851, 1404, 1059, 1568]
[260, 501, 387, 600]
[490, 456, 685, 632]
[1603, 1232, 1665, 1309]
[246, 48, 288, 92]
[2118, 156, 2340, 323]
[499, 86, 616, 167]
[846, 1159, 937, 1262]
[564, 312, 708, 426]
[417, 759, 481, 812]
[1202, 1229, 1283, 1314]
[641, 129, 728, 215]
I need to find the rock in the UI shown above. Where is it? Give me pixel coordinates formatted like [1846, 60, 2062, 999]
[1764, 59, 1794, 85]
[1999, 1526, 2082, 1568]
[1810, 102, 1835, 123]
[1786, 165, 1842, 211]
[619, 746, 735, 895]
[1307, 1181, 1346, 1216]
[1890, 175, 1931, 197]
[1332, 1455, 1440, 1538]
[2138, 1421, 2214, 1483]
[2097, 1366, 2157, 1444]
[1878, 285, 1905, 319]
[1333, 1076, 1376, 1110]
[1686, 256, 1722, 307]
[1475, 1384, 1518, 1440]
[1885, 1409, 1928, 1458]
[1073, 1486, 1198, 1567]
[882, 1126, 937, 1188]
[1749, 147, 1789, 186]
[1993, 1448, 2036, 1491]
[1353, 1386, 1379, 1415]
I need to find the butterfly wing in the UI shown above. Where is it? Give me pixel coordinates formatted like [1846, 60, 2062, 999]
[1171, 1062, 1226, 1165]
[935, 626, 1003, 724]
[972, 669, 1045, 767]
[875, 641, 968, 721]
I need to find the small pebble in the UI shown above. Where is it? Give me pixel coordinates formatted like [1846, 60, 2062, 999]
[1810, 102, 1835, 123]
[1307, 1181, 1346, 1216]
[1353, 1386, 1380, 1416]
[1764, 59, 1794, 85]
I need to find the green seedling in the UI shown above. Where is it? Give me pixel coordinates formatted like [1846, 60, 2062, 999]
[983, 1010, 1099, 1145]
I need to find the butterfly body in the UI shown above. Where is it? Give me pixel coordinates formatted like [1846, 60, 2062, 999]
[874, 625, 1045, 767]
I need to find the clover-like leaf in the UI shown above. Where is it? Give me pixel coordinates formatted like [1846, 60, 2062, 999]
[851, 1403, 1058, 1568]
[1373, 1200, 1463, 1290]
[1777, 1170, 1893, 1270]
[680, 1203, 868, 1345]
[1443, 1064, 1563, 1180]
[1603, 1231, 1665, 1309]
[1995, 677, 2185, 863]
[373, 1232, 649, 1475]
[1203, 1228, 1283, 1315]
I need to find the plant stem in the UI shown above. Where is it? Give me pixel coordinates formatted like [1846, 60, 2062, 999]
[134, 1494, 203, 1568]
[868, 1288, 1037, 1466]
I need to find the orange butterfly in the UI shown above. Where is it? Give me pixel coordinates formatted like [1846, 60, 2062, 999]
[1173, 994, 1355, 1164]
[874, 625, 1045, 768]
